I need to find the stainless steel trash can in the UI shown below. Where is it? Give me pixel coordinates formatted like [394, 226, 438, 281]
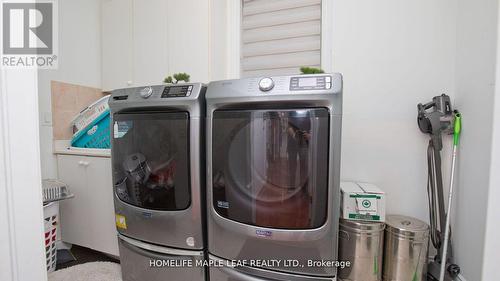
[338, 219, 385, 281]
[383, 215, 429, 281]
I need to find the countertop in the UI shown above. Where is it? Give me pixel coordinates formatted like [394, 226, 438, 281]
[53, 140, 110, 158]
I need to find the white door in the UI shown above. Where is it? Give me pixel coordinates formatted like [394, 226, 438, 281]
[166, 0, 210, 82]
[86, 157, 119, 256]
[132, 0, 169, 86]
[58, 155, 93, 248]
[101, 0, 134, 91]
[0, 69, 47, 281]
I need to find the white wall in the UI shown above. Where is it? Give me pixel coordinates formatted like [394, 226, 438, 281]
[453, 0, 498, 279]
[482, 18, 500, 277]
[332, 0, 457, 223]
[38, 0, 102, 179]
[331, 1, 500, 279]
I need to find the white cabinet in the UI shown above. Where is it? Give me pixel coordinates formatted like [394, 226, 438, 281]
[101, 0, 210, 91]
[132, 0, 169, 87]
[57, 154, 119, 256]
[101, 0, 134, 91]
[165, 0, 210, 83]
[56, 155, 89, 247]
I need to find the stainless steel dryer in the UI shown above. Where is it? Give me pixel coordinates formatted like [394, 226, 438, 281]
[109, 83, 206, 281]
[206, 74, 342, 280]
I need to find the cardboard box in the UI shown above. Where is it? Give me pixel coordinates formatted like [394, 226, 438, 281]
[341, 181, 386, 222]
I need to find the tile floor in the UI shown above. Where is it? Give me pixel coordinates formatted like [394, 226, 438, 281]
[56, 245, 119, 270]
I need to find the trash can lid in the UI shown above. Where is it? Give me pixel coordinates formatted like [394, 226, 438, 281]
[340, 218, 385, 233]
[385, 215, 429, 239]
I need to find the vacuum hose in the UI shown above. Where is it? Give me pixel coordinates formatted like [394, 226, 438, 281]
[427, 140, 443, 250]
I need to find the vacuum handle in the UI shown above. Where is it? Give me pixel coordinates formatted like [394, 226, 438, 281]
[418, 101, 435, 112]
[453, 111, 462, 146]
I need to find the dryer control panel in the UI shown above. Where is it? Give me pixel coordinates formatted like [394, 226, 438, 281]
[290, 75, 331, 91]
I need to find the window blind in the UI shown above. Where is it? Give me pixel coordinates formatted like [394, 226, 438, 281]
[241, 0, 322, 77]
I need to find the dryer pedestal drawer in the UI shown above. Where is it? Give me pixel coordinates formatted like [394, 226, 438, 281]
[118, 235, 205, 281]
[209, 255, 336, 281]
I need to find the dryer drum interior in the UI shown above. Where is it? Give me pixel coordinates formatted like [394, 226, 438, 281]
[212, 108, 330, 229]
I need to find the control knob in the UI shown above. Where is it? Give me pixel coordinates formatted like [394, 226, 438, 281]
[258, 77, 274, 92]
[140, 86, 153, 98]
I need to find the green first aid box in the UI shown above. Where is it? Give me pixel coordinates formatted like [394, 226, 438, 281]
[340, 181, 386, 222]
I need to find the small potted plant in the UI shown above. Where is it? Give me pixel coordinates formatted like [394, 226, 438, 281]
[300, 66, 325, 74]
[163, 72, 191, 84]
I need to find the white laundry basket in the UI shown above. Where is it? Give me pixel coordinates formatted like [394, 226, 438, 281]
[43, 202, 59, 273]
[70, 95, 110, 135]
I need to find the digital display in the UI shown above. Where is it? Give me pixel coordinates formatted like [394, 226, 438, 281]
[162, 86, 191, 98]
[168, 87, 186, 96]
[298, 77, 317, 87]
[290, 76, 329, 91]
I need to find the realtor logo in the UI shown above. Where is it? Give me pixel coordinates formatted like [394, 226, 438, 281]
[1, 1, 58, 68]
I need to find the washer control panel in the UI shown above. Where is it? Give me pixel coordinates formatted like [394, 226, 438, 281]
[161, 85, 193, 98]
[290, 75, 332, 91]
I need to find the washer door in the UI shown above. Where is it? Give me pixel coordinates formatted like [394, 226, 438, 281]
[118, 235, 205, 281]
[212, 108, 330, 229]
[112, 111, 190, 211]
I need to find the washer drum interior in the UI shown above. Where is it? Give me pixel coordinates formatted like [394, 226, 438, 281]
[338, 219, 385, 281]
[382, 215, 429, 281]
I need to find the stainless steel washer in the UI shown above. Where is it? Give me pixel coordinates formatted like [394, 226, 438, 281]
[109, 83, 206, 281]
[206, 74, 343, 279]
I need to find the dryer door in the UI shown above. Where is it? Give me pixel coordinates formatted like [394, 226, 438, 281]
[112, 111, 190, 211]
[212, 108, 330, 229]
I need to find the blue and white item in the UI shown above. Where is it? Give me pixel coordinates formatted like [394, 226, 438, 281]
[71, 95, 111, 149]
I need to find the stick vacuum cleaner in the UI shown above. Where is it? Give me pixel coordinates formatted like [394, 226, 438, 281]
[417, 94, 462, 281]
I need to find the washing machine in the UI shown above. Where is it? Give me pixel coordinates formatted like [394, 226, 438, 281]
[108, 83, 206, 281]
[206, 74, 343, 280]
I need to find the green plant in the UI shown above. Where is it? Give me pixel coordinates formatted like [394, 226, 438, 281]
[300, 66, 325, 74]
[173, 73, 190, 83]
[164, 76, 173, 83]
[163, 72, 191, 84]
